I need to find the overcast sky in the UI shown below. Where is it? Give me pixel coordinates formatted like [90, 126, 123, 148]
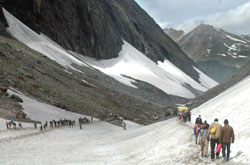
[135, 0, 250, 35]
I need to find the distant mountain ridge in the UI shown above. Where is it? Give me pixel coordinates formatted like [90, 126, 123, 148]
[165, 24, 250, 83]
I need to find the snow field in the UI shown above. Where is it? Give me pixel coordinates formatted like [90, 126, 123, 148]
[0, 118, 199, 165]
[0, 89, 200, 164]
[0, 118, 39, 142]
[191, 76, 250, 163]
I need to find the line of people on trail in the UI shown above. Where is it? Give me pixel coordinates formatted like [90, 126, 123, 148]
[6, 120, 22, 129]
[39, 119, 76, 131]
[193, 116, 235, 161]
[179, 110, 191, 122]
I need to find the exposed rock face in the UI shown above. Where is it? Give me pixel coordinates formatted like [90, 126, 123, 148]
[10, 94, 23, 103]
[164, 28, 185, 42]
[0, 84, 7, 96]
[0, 4, 8, 37]
[0, 0, 199, 81]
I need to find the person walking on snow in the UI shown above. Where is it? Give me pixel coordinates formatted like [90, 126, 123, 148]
[123, 122, 127, 130]
[200, 122, 209, 157]
[6, 121, 9, 129]
[207, 118, 222, 160]
[194, 124, 201, 144]
[220, 119, 235, 161]
[195, 115, 202, 125]
[183, 111, 188, 122]
[187, 110, 191, 122]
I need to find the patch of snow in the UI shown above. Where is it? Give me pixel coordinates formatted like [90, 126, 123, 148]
[224, 43, 240, 51]
[226, 35, 247, 44]
[7, 89, 91, 123]
[217, 53, 227, 57]
[238, 55, 248, 58]
[206, 49, 212, 54]
[63, 69, 72, 75]
[192, 76, 250, 163]
[193, 67, 219, 88]
[158, 60, 215, 91]
[80, 40, 212, 98]
[81, 79, 97, 88]
[3, 8, 89, 72]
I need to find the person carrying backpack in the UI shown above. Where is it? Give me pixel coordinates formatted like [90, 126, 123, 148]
[195, 115, 202, 125]
[200, 122, 209, 157]
[207, 118, 222, 160]
[194, 124, 201, 144]
[220, 119, 235, 161]
[183, 111, 188, 122]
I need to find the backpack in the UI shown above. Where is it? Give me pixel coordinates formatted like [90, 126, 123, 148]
[210, 126, 217, 135]
[183, 112, 187, 118]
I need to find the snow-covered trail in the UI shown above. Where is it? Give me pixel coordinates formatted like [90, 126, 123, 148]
[0, 118, 201, 165]
[1, 90, 200, 164]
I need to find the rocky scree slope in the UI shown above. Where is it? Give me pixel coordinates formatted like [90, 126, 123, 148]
[0, 0, 200, 81]
[178, 24, 250, 83]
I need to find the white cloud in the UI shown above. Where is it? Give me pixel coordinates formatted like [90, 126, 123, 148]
[173, 2, 250, 34]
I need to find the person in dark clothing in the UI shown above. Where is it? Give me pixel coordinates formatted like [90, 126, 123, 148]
[187, 110, 191, 122]
[183, 111, 188, 122]
[204, 120, 209, 129]
[195, 115, 202, 125]
[123, 122, 127, 130]
[220, 119, 235, 161]
[34, 123, 37, 129]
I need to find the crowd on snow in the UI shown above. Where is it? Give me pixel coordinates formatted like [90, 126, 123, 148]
[5, 117, 94, 131]
[4, 115, 128, 131]
[178, 108, 235, 161]
[193, 115, 235, 161]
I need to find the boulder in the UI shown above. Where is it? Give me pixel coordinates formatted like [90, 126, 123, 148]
[10, 94, 23, 103]
[0, 85, 7, 96]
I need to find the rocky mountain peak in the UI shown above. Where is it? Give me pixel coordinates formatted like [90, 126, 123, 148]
[163, 27, 185, 41]
[178, 24, 250, 83]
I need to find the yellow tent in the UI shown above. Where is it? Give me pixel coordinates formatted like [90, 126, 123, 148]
[178, 106, 188, 112]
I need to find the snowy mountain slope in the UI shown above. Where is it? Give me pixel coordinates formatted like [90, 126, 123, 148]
[191, 75, 250, 163]
[76, 41, 218, 98]
[3, 8, 88, 72]
[7, 89, 90, 123]
[1, 0, 202, 84]
[2, 8, 218, 99]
